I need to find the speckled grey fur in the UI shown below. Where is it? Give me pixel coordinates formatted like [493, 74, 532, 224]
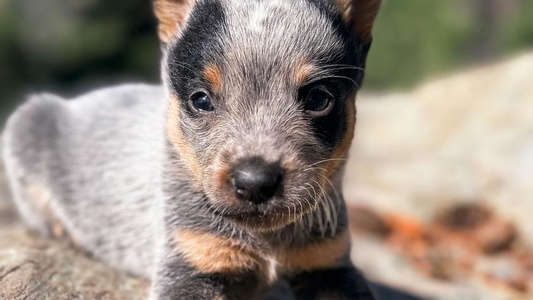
[3, 85, 167, 276]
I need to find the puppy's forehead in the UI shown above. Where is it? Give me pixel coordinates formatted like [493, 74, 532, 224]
[167, 0, 349, 98]
[222, 0, 344, 67]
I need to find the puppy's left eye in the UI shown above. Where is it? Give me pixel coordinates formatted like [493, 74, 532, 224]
[304, 88, 333, 115]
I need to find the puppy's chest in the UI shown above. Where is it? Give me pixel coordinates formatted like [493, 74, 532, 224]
[174, 229, 350, 284]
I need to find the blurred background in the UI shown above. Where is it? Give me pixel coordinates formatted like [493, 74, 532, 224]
[1, 0, 532, 120]
[0, 0, 532, 299]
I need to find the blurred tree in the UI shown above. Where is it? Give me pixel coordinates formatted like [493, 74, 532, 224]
[365, 0, 473, 89]
[505, 0, 533, 52]
[365, 0, 532, 90]
[0, 0, 160, 121]
[467, 0, 522, 61]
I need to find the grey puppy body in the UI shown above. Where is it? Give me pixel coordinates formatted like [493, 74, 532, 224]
[3, 85, 166, 276]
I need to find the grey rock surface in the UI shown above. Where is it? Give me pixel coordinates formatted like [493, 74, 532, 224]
[346, 53, 533, 299]
[347, 52, 533, 236]
[0, 226, 149, 300]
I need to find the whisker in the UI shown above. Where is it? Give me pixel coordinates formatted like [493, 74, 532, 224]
[306, 158, 348, 169]
[311, 178, 327, 237]
[318, 174, 342, 237]
[304, 183, 317, 232]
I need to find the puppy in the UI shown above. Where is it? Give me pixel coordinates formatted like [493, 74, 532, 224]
[2, 0, 381, 299]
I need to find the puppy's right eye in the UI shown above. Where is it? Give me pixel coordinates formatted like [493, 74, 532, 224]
[301, 86, 334, 117]
[190, 92, 214, 112]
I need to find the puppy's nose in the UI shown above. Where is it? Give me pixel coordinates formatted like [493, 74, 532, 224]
[233, 163, 282, 204]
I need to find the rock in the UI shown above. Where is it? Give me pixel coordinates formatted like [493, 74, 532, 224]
[346, 53, 533, 241]
[433, 203, 517, 254]
[475, 219, 517, 255]
[348, 205, 392, 238]
[0, 227, 149, 300]
[347, 53, 533, 299]
[434, 203, 492, 230]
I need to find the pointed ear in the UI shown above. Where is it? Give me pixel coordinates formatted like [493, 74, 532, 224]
[154, 0, 196, 44]
[336, 0, 382, 43]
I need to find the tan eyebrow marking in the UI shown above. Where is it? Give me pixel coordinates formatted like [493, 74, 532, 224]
[203, 64, 223, 94]
[295, 59, 318, 86]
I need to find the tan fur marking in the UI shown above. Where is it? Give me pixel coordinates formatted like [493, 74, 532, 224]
[167, 97, 204, 185]
[174, 230, 268, 275]
[336, 0, 382, 42]
[278, 230, 351, 272]
[294, 60, 317, 86]
[27, 183, 68, 239]
[154, 0, 196, 43]
[27, 183, 51, 213]
[52, 222, 65, 238]
[213, 163, 232, 200]
[203, 64, 223, 94]
[324, 98, 356, 179]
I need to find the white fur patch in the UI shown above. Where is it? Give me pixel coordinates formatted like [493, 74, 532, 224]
[249, 0, 291, 32]
[265, 255, 279, 284]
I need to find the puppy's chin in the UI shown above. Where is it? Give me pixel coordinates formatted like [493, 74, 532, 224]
[210, 199, 318, 232]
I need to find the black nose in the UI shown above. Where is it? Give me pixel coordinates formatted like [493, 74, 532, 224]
[233, 163, 282, 204]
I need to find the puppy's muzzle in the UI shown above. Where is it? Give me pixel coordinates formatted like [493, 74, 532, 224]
[231, 158, 283, 205]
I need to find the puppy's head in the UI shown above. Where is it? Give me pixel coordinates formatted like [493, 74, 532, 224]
[157, 0, 381, 231]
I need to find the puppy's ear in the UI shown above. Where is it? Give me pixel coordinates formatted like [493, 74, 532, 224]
[336, 0, 382, 43]
[154, 0, 196, 44]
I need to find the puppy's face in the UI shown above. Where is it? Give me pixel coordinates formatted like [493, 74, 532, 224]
[159, 0, 381, 231]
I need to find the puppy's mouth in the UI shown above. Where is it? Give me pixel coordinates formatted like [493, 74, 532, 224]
[210, 199, 317, 232]
[216, 204, 295, 219]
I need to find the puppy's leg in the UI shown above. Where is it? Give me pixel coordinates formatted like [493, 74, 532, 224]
[150, 259, 261, 300]
[289, 266, 375, 300]
[283, 231, 375, 300]
[2, 94, 67, 237]
[149, 229, 267, 300]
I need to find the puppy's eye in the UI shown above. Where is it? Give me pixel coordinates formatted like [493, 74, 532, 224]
[190, 92, 214, 112]
[304, 88, 333, 115]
